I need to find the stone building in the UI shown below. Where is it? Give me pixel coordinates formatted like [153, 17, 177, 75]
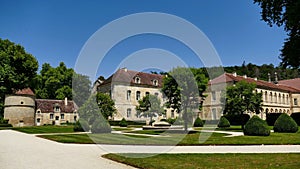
[97, 68, 177, 121]
[202, 72, 300, 120]
[4, 88, 78, 127]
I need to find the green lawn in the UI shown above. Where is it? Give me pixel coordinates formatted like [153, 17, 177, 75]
[38, 130, 300, 145]
[10, 125, 75, 134]
[103, 153, 300, 169]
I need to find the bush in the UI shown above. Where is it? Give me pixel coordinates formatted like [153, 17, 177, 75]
[218, 116, 230, 128]
[119, 118, 128, 127]
[166, 118, 176, 125]
[291, 113, 300, 126]
[243, 115, 270, 136]
[73, 119, 90, 132]
[224, 114, 250, 126]
[193, 117, 204, 127]
[91, 118, 111, 133]
[0, 124, 12, 127]
[266, 113, 282, 126]
[109, 120, 146, 126]
[274, 113, 298, 133]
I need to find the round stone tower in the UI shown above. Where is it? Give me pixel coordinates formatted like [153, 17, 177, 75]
[4, 88, 35, 127]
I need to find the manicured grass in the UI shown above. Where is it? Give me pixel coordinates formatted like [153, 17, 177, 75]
[38, 130, 300, 145]
[103, 153, 300, 169]
[11, 125, 75, 134]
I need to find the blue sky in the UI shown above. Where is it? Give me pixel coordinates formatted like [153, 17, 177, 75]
[0, 0, 286, 78]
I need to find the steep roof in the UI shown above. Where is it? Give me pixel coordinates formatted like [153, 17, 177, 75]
[101, 68, 163, 88]
[36, 99, 78, 113]
[209, 73, 300, 93]
[14, 88, 35, 96]
[278, 78, 300, 90]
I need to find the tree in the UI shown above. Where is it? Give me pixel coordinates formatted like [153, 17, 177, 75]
[136, 94, 164, 122]
[162, 67, 208, 131]
[254, 0, 300, 68]
[223, 80, 263, 129]
[0, 39, 38, 117]
[96, 92, 116, 120]
[72, 73, 91, 107]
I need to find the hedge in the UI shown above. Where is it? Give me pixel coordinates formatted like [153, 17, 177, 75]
[244, 115, 270, 136]
[218, 116, 230, 128]
[274, 113, 298, 133]
[193, 117, 204, 127]
[119, 118, 128, 127]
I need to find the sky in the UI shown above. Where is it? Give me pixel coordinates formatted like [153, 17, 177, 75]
[0, 0, 287, 79]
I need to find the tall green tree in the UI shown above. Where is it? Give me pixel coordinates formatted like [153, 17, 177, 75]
[136, 94, 165, 122]
[96, 92, 116, 120]
[0, 39, 38, 117]
[162, 67, 208, 131]
[223, 80, 263, 129]
[254, 0, 300, 68]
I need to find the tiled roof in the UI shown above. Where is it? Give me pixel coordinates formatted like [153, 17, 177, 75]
[209, 73, 300, 93]
[36, 99, 78, 113]
[14, 88, 35, 95]
[101, 68, 163, 87]
[278, 78, 300, 90]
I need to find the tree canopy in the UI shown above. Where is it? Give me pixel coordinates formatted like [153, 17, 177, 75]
[223, 80, 263, 128]
[0, 38, 38, 116]
[162, 67, 208, 131]
[96, 92, 117, 120]
[136, 94, 165, 120]
[254, 0, 300, 68]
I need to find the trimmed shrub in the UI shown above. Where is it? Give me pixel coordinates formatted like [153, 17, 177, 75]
[224, 114, 250, 126]
[243, 115, 270, 136]
[291, 113, 300, 126]
[73, 119, 90, 132]
[218, 116, 230, 128]
[166, 118, 176, 125]
[119, 118, 128, 127]
[274, 113, 298, 133]
[0, 124, 12, 127]
[91, 118, 112, 133]
[193, 117, 204, 127]
[266, 113, 282, 126]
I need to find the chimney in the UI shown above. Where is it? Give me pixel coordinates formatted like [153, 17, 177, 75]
[65, 97, 68, 106]
[254, 77, 257, 81]
[233, 72, 237, 77]
[243, 75, 247, 79]
[124, 67, 127, 72]
[268, 73, 271, 83]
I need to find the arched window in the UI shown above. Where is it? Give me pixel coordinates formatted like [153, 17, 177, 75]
[274, 93, 277, 103]
[265, 91, 268, 102]
[282, 94, 285, 104]
[278, 94, 281, 104]
[270, 92, 273, 103]
[135, 77, 141, 84]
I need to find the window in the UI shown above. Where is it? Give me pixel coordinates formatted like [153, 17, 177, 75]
[127, 108, 131, 118]
[212, 91, 216, 101]
[20, 101, 24, 105]
[61, 114, 65, 120]
[135, 77, 141, 84]
[55, 106, 60, 112]
[270, 92, 273, 103]
[153, 79, 158, 86]
[171, 110, 174, 118]
[55, 116, 59, 120]
[265, 91, 268, 102]
[127, 90, 131, 101]
[278, 94, 281, 104]
[36, 118, 40, 123]
[294, 98, 298, 105]
[282, 95, 285, 104]
[37, 110, 41, 114]
[146, 92, 150, 96]
[50, 114, 54, 119]
[274, 93, 277, 103]
[74, 116, 77, 121]
[212, 108, 217, 120]
[136, 91, 141, 100]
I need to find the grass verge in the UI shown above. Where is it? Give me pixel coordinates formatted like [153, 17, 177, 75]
[103, 153, 300, 169]
[11, 125, 75, 134]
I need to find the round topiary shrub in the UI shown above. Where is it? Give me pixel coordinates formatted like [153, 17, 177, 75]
[243, 115, 270, 136]
[119, 118, 128, 127]
[91, 118, 112, 133]
[273, 113, 298, 133]
[193, 117, 204, 127]
[73, 119, 90, 132]
[218, 116, 230, 128]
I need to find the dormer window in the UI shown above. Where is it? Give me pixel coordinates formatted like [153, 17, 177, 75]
[55, 106, 60, 112]
[135, 77, 141, 84]
[153, 79, 158, 86]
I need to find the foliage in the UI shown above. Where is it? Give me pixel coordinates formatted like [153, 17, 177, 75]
[254, 0, 300, 68]
[266, 113, 282, 126]
[91, 117, 112, 133]
[166, 118, 176, 125]
[108, 120, 146, 126]
[274, 113, 298, 133]
[73, 119, 90, 132]
[136, 94, 164, 120]
[243, 115, 270, 136]
[162, 67, 208, 131]
[173, 117, 184, 125]
[72, 73, 91, 107]
[193, 117, 204, 127]
[77, 95, 100, 125]
[223, 80, 263, 128]
[218, 116, 230, 128]
[119, 118, 128, 127]
[96, 92, 117, 120]
[0, 38, 38, 116]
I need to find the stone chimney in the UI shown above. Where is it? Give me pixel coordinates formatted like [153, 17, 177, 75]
[65, 97, 68, 106]
[274, 72, 278, 84]
[254, 77, 257, 81]
[268, 73, 271, 83]
[233, 72, 237, 77]
[243, 75, 247, 79]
